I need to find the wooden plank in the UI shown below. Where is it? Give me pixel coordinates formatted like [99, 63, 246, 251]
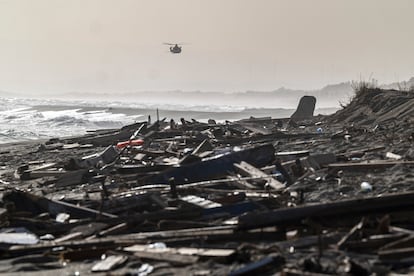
[176, 174, 287, 190]
[275, 150, 310, 158]
[26, 162, 57, 171]
[54, 232, 83, 243]
[337, 220, 365, 250]
[344, 233, 408, 252]
[9, 238, 119, 255]
[91, 255, 128, 272]
[218, 132, 319, 146]
[202, 201, 260, 219]
[379, 247, 414, 261]
[93, 223, 128, 238]
[122, 225, 235, 240]
[238, 191, 414, 230]
[45, 197, 116, 219]
[192, 139, 213, 155]
[7, 227, 276, 257]
[18, 162, 58, 180]
[181, 187, 275, 198]
[124, 244, 235, 258]
[132, 250, 198, 265]
[379, 234, 414, 251]
[282, 268, 333, 276]
[389, 226, 414, 235]
[327, 160, 414, 170]
[336, 146, 386, 159]
[180, 195, 221, 209]
[234, 161, 284, 190]
[176, 247, 235, 257]
[20, 170, 65, 180]
[62, 143, 81, 149]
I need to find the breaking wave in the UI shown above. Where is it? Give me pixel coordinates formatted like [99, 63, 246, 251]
[0, 98, 143, 144]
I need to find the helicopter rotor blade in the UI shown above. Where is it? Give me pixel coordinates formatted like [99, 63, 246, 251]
[163, 42, 189, 46]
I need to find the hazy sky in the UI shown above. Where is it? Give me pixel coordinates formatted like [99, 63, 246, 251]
[1, 0, 414, 94]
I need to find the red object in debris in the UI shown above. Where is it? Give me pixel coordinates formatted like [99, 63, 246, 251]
[116, 139, 144, 149]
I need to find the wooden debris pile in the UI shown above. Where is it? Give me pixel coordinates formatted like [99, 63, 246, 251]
[0, 92, 413, 275]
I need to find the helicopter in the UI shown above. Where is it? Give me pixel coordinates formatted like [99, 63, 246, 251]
[163, 43, 183, 54]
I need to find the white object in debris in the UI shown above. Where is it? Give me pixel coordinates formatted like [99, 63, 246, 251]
[56, 213, 70, 223]
[360, 181, 373, 192]
[385, 152, 402, 160]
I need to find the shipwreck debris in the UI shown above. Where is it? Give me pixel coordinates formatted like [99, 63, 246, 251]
[0, 88, 413, 274]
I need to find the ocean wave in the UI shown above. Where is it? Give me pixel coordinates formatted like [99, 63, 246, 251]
[0, 98, 142, 144]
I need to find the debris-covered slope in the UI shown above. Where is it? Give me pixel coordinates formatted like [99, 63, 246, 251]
[328, 88, 414, 125]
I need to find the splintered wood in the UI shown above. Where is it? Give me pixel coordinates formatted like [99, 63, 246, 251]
[1, 90, 414, 275]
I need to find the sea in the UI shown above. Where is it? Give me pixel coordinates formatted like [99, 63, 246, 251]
[0, 97, 338, 144]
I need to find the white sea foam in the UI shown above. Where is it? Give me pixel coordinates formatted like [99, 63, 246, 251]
[0, 98, 144, 144]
